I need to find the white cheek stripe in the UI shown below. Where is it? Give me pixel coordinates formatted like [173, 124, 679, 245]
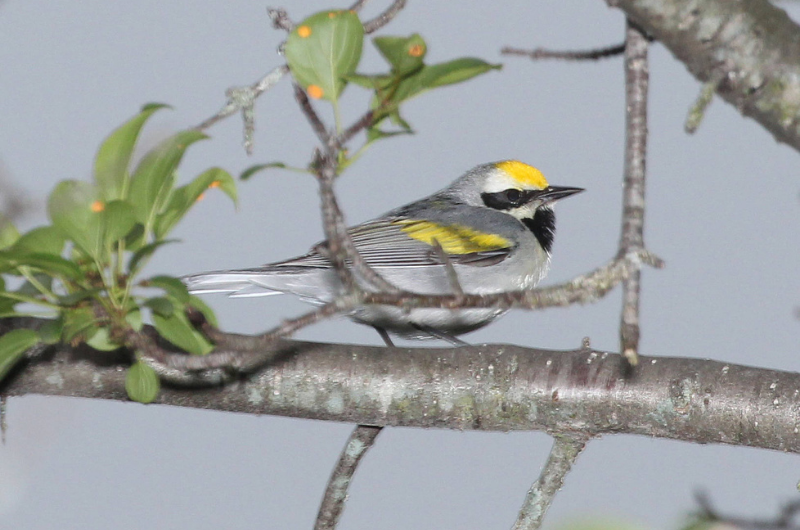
[507, 204, 538, 219]
[483, 171, 523, 193]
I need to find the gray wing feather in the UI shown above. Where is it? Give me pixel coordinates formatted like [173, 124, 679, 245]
[280, 219, 512, 269]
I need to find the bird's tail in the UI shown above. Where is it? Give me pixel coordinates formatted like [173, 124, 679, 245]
[183, 265, 335, 303]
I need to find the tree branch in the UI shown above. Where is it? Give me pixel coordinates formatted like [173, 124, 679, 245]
[315, 425, 381, 530]
[618, 21, 650, 367]
[362, 0, 406, 34]
[512, 434, 590, 530]
[194, 64, 289, 154]
[6, 340, 800, 455]
[606, 0, 800, 153]
[501, 43, 625, 61]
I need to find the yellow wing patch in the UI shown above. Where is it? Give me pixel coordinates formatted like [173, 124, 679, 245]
[496, 160, 548, 189]
[395, 220, 512, 254]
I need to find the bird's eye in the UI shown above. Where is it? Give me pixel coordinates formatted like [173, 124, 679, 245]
[505, 189, 521, 203]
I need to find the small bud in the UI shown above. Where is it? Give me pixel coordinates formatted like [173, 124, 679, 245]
[408, 44, 425, 57]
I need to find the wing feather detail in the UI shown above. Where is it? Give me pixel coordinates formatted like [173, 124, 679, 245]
[279, 218, 513, 269]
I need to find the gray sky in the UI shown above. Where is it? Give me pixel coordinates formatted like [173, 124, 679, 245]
[1, 1, 800, 529]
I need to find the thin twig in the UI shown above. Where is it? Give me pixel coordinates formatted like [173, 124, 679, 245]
[431, 240, 464, 297]
[694, 492, 800, 529]
[315, 160, 358, 291]
[512, 434, 590, 530]
[194, 64, 289, 154]
[685, 73, 723, 134]
[293, 88, 399, 294]
[141, 302, 345, 382]
[348, 0, 370, 12]
[149, 250, 659, 378]
[294, 84, 333, 148]
[618, 20, 649, 367]
[363, 250, 662, 312]
[0, 396, 6, 444]
[195, 65, 288, 131]
[192, 250, 658, 374]
[315, 425, 382, 530]
[267, 7, 294, 32]
[317, 171, 400, 293]
[362, 0, 406, 34]
[501, 44, 625, 61]
[334, 110, 375, 149]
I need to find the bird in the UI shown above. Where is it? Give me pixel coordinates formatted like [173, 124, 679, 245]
[184, 160, 583, 342]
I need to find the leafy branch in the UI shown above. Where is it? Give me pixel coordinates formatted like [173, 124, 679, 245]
[0, 105, 236, 401]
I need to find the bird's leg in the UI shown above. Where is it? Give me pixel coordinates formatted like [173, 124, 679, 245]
[373, 326, 395, 347]
[411, 324, 469, 346]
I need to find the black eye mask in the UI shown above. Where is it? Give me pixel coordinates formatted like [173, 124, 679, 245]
[480, 188, 538, 210]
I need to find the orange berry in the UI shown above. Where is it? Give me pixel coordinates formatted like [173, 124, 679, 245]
[90, 201, 105, 212]
[307, 85, 324, 99]
[408, 44, 425, 57]
[297, 25, 311, 38]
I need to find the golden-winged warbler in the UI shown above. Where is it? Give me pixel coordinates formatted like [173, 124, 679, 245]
[185, 160, 583, 340]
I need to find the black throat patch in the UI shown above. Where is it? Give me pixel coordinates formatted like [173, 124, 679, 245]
[521, 208, 556, 253]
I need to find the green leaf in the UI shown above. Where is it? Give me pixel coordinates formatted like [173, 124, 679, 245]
[188, 294, 218, 328]
[0, 252, 83, 280]
[61, 306, 98, 342]
[373, 34, 426, 76]
[94, 104, 170, 201]
[153, 309, 213, 355]
[0, 215, 19, 250]
[420, 58, 502, 89]
[144, 296, 174, 317]
[366, 127, 413, 144]
[102, 200, 138, 245]
[385, 58, 501, 106]
[12, 226, 66, 256]
[284, 9, 364, 102]
[57, 288, 102, 306]
[128, 130, 208, 227]
[85, 326, 122, 351]
[16, 274, 53, 296]
[126, 306, 143, 332]
[127, 239, 178, 276]
[0, 329, 39, 382]
[240, 163, 287, 180]
[37, 318, 64, 345]
[125, 361, 160, 403]
[153, 167, 237, 239]
[345, 73, 393, 90]
[145, 275, 190, 303]
[47, 180, 104, 258]
[122, 223, 146, 253]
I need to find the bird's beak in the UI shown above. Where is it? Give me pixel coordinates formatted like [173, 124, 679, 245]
[536, 186, 584, 204]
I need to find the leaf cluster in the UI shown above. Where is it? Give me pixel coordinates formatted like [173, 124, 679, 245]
[261, 10, 501, 175]
[0, 105, 236, 402]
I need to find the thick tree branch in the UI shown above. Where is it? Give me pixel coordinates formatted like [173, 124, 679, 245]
[6, 340, 800, 455]
[606, 0, 800, 152]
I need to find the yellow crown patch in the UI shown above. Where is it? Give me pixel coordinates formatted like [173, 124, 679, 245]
[396, 220, 512, 254]
[496, 160, 548, 189]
